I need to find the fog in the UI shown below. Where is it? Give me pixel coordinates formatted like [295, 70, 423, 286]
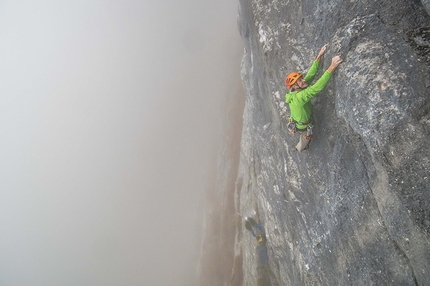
[0, 1, 242, 285]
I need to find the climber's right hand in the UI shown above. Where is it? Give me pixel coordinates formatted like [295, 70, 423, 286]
[328, 56, 343, 73]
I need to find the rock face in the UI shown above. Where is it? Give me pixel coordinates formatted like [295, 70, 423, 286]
[422, 0, 430, 17]
[236, 0, 430, 285]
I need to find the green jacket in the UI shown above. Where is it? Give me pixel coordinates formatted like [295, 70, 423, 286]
[285, 60, 332, 129]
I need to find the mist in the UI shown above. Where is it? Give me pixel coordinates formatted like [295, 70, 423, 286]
[0, 1, 242, 285]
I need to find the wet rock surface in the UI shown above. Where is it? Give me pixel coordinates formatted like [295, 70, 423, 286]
[236, 0, 430, 285]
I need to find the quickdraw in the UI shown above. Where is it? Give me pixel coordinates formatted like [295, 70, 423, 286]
[306, 124, 314, 141]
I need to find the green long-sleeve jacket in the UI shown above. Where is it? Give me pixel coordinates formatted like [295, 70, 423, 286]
[285, 60, 332, 129]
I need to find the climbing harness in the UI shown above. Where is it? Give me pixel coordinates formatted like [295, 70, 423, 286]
[288, 117, 312, 136]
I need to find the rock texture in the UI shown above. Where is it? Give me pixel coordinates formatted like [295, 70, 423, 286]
[236, 0, 430, 285]
[422, 0, 430, 17]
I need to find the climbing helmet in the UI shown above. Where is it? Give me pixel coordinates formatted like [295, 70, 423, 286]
[285, 72, 303, 89]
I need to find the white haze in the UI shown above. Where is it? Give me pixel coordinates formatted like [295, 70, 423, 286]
[0, 1, 242, 285]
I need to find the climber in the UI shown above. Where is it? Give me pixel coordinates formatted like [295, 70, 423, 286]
[285, 44, 343, 152]
[244, 216, 265, 243]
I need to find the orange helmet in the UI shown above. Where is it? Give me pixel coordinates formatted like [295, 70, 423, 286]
[285, 72, 303, 89]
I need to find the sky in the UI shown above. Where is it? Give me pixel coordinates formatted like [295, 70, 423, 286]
[0, 1, 242, 285]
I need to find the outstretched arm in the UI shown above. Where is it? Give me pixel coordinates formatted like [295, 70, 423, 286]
[316, 44, 328, 62]
[327, 56, 343, 73]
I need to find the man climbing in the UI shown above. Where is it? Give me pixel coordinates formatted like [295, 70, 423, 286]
[285, 44, 343, 152]
[244, 216, 265, 243]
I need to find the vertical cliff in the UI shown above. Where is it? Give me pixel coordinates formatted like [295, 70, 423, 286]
[237, 0, 430, 285]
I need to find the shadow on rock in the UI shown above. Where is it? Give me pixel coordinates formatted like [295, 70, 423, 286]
[244, 217, 279, 285]
[255, 242, 279, 286]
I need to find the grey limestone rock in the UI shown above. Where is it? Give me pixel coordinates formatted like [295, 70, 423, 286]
[422, 0, 430, 17]
[236, 0, 430, 285]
